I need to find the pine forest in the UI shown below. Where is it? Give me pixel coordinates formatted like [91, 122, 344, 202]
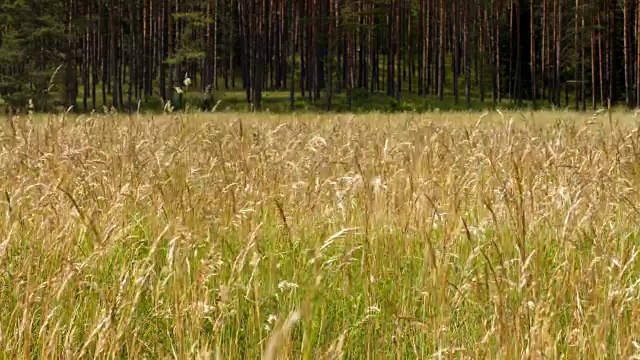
[0, 0, 638, 112]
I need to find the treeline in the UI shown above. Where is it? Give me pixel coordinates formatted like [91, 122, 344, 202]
[1, 0, 639, 112]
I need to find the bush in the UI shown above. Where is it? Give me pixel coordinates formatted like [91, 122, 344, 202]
[143, 95, 164, 112]
[351, 88, 371, 102]
[2, 91, 30, 113]
[182, 92, 205, 111]
[293, 98, 308, 111]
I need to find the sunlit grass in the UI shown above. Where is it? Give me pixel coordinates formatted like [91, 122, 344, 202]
[1, 109, 640, 358]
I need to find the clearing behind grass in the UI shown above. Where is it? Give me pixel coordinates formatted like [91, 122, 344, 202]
[1, 110, 640, 358]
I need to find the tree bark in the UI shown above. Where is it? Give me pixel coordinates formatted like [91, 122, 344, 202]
[637, 0, 640, 107]
[514, 0, 522, 105]
[624, 0, 631, 107]
[464, 0, 470, 108]
[554, 0, 561, 106]
[453, 0, 459, 105]
[531, 0, 536, 107]
[439, 0, 445, 101]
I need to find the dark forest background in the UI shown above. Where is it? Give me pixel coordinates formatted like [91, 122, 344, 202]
[0, 0, 637, 112]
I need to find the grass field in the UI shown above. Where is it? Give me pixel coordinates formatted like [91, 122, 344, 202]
[1, 109, 640, 358]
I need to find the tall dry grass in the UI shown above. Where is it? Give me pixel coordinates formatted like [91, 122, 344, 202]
[1, 110, 640, 359]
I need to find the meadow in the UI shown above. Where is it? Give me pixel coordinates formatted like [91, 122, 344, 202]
[1, 109, 640, 359]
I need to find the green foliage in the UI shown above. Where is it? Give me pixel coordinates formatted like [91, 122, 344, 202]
[166, 11, 209, 68]
[182, 92, 204, 111]
[0, 0, 67, 109]
[143, 95, 165, 112]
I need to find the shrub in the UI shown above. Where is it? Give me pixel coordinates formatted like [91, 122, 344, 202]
[143, 94, 164, 112]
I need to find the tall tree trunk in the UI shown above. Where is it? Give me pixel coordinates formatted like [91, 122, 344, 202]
[453, 0, 459, 105]
[598, 12, 605, 105]
[608, 0, 614, 104]
[480, 6, 486, 102]
[531, 0, 536, 107]
[252, 0, 264, 111]
[555, 0, 561, 107]
[509, 0, 514, 102]
[160, 0, 167, 101]
[624, 0, 631, 107]
[92, 4, 98, 109]
[464, 0, 470, 108]
[496, 0, 501, 103]
[542, 0, 547, 101]
[230, 0, 236, 89]
[439, 0, 445, 101]
[637, 0, 640, 107]
[388, 0, 395, 97]
[514, 0, 522, 105]
[111, 0, 119, 108]
[426, 0, 432, 96]
[128, 0, 134, 111]
[418, 0, 424, 95]
[167, 0, 174, 101]
[592, 14, 597, 109]
[64, 0, 78, 110]
[580, 2, 585, 112]
[290, 0, 296, 111]
[213, 0, 218, 90]
[83, 1, 90, 111]
[327, 0, 333, 110]
[118, 7, 124, 109]
[397, 0, 402, 101]
[575, 0, 580, 110]
[371, 0, 378, 92]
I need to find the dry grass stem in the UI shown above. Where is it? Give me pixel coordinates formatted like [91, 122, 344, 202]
[1, 110, 639, 358]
